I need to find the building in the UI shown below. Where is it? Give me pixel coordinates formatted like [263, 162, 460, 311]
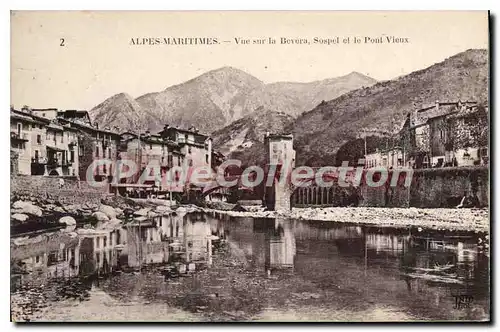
[11, 108, 48, 175]
[10, 108, 81, 177]
[263, 133, 296, 211]
[158, 125, 213, 200]
[402, 101, 487, 168]
[364, 147, 404, 169]
[59, 119, 121, 181]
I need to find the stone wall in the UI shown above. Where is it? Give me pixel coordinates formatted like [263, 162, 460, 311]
[360, 166, 488, 208]
[11, 175, 109, 205]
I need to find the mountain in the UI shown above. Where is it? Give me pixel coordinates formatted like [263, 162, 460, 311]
[211, 107, 295, 166]
[290, 49, 489, 166]
[90, 93, 145, 131]
[89, 67, 376, 134]
[134, 67, 264, 133]
[229, 71, 377, 118]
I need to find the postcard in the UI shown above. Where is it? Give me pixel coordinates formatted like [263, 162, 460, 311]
[10, 11, 489, 322]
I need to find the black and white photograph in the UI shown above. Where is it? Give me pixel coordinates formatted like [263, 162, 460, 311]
[9, 11, 490, 322]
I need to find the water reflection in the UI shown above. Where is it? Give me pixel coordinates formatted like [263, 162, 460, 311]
[11, 212, 489, 321]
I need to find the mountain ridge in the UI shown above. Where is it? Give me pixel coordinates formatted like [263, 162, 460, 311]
[89, 67, 376, 134]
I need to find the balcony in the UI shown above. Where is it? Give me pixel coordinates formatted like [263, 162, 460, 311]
[11, 131, 29, 142]
[31, 157, 47, 165]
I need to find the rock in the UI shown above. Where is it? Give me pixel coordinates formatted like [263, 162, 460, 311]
[99, 204, 117, 219]
[12, 201, 42, 217]
[115, 208, 123, 217]
[92, 211, 110, 221]
[232, 204, 247, 212]
[155, 205, 171, 214]
[61, 225, 76, 233]
[53, 206, 65, 213]
[12, 213, 29, 222]
[59, 216, 76, 226]
[134, 208, 151, 216]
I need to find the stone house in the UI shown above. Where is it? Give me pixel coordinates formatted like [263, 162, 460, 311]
[402, 101, 487, 168]
[10, 108, 80, 177]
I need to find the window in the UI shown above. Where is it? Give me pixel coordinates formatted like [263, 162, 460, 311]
[61, 133, 64, 143]
[108, 148, 111, 158]
[188, 159, 193, 167]
[96, 146, 99, 157]
[103, 164, 107, 174]
[35, 256, 40, 263]
[177, 158, 181, 167]
[16, 123, 21, 135]
[205, 154, 209, 164]
[150, 143, 152, 150]
[36, 135, 41, 144]
[70, 151, 75, 162]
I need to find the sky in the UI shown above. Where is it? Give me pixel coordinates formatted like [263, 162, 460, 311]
[11, 11, 489, 110]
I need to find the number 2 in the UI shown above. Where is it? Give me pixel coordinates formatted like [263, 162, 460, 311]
[60, 38, 65, 46]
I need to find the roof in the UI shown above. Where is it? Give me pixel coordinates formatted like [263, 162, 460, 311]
[158, 125, 209, 139]
[265, 133, 294, 140]
[46, 145, 66, 152]
[58, 118, 121, 137]
[11, 109, 51, 125]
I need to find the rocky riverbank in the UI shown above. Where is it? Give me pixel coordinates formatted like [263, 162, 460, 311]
[10, 195, 180, 237]
[203, 206, 489, 233]
[11, 194, 489, 236]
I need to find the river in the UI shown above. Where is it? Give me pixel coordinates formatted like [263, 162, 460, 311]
[11, 211, 489, 322]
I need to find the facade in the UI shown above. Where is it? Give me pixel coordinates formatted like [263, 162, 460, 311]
[10, 109, 48, 175]
[365, 148, 404, 169]
[403, 101, 487, 168]
[116, 125, 214, 199]
[158, 125, 213, 198]
[264, 133, 296, 212]
[10, 108, 80, 177]
[59, 119, 121, 181]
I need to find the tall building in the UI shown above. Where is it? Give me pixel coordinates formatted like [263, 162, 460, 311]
[402, 101, 488, 168]
[263, 133, 296, 211]
[10, 108, 80, 177]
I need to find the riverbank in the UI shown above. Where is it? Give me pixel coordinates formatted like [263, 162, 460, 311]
[204, 206, 489, 233]
[11, 193, 489, 236]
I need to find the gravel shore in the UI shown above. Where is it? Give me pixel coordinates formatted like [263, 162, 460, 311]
[205, 207, 489, 233]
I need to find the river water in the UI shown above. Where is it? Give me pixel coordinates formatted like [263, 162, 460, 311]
[11, 211, 489, 322]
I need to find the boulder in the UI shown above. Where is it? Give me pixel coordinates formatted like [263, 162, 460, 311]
[115, 207, 123, 217]
[12, 201, 42, 217]
[61, 225, 76, 233]
[134, 207, 151, 217]
[12, 213, 29, 222]
[59, 216, 76, 226]
[92, 211, 110, 221]
[99, 204, 117, 219]
[155, 205, 172, 214]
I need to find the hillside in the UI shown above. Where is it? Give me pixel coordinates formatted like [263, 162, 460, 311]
[89, 67, 376, 134]
[90, 93, 146, 131]
[211, 107, 295, 167]
[291, 49, 489, 166]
